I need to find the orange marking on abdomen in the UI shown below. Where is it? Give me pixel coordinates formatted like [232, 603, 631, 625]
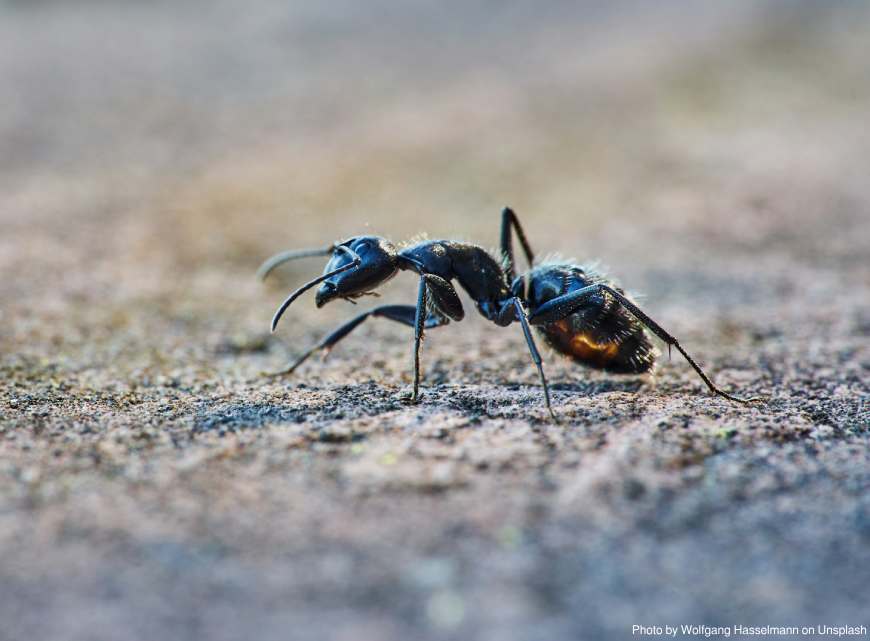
[552, 321, 620, 365]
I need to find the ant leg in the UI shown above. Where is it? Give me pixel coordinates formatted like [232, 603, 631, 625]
[412, 276, 429, 402]
[406, 273, 463, 402]
[422, 273, 464, 321]
[269, 305, 447, 376]
[500, 207, 536, 282]
[513, 298, 558, 422]
[527, 284, 762, 404]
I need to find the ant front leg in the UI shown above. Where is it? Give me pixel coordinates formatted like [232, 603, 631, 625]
[527, 284, 762, 403]
[268, 305, 448, 377]
[412, 276, 428, 402]
[411, 273, 465, 403]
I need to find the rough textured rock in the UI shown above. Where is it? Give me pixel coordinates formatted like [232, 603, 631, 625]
[1, 2, 868, 640]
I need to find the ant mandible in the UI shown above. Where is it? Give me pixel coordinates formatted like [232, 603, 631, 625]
[258, 208, 760, 421]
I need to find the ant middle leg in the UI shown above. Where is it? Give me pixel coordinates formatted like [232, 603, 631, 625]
[500, 207, 536, 282]
[512, 298, 558, 422]
[269, 305, 448, 376]
[527, 284, 761, 403]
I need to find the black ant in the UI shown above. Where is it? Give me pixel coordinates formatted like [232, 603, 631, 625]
[258, 208, 760, 420]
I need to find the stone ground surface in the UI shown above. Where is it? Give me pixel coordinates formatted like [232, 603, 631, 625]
[1, 2, 869, 640]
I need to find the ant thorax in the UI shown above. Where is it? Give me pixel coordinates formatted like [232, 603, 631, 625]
[398, 239, 511, 306]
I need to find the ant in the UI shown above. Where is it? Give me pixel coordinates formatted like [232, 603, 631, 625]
[258, 208, 760, 421]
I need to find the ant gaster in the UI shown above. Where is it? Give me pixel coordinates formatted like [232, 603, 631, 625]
[259, 208, 759, 420]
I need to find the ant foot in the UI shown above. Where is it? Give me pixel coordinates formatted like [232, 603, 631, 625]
[397, 386, 422, 404]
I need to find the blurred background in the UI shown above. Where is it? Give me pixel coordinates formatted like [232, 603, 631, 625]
[1, 1, 868, 640]
[2, 0, 868, 372]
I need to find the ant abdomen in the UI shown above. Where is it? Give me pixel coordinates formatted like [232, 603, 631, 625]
[525, 265, 657, 374]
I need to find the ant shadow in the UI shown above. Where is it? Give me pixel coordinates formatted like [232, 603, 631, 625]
[546, 378, 646, 396]
[424, 377, 647, 419]
[192, 382, 409, 434]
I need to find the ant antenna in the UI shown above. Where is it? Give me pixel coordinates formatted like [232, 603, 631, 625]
[270, 245, 361, 332]
[257, 245, 337, 281]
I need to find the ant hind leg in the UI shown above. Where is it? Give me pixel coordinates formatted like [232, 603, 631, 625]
[527, 284, 763, 404]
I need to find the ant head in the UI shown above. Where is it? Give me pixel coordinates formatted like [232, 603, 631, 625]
[259, 235, 400, 333]
[315, 236, 398, 307]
